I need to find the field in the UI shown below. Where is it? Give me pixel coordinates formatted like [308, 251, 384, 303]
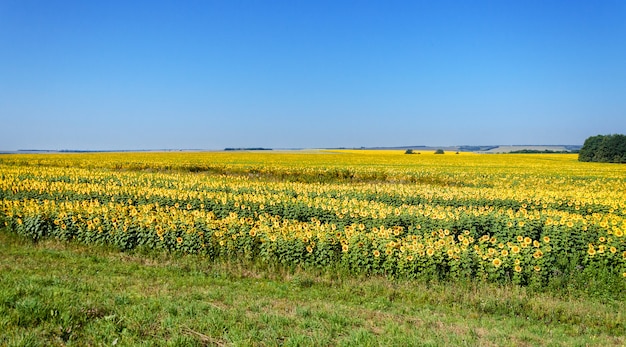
[1, 150, 626, 345]
[480, 145, 576, 153]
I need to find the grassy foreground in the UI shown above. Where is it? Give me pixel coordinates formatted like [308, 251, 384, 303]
[1, 229, 624, 346]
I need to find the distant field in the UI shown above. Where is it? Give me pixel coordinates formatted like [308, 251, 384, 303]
[481, 145, 576, 153]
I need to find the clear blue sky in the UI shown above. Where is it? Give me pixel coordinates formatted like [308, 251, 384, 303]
[1, 0, 625, 150]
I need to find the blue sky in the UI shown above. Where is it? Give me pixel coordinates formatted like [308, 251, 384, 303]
[1, 0, 625, 150]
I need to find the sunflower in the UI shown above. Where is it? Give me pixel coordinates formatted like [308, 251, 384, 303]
[176, 237, 183, 244]
[492, 258, 502, 267]
[373, 250, 381, 258]
[514, 265, 522, 273]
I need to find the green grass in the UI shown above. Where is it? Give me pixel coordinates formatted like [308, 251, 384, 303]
[1, 228, 624, 346]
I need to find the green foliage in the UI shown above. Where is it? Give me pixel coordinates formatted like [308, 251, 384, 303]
[579, 134, 626, 163]
[434, 149, 445, 154]
[404, 149, 414, 154]
[1, 229, 625, 346]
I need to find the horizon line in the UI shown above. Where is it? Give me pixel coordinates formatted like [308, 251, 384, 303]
[1, 144, 583, 154]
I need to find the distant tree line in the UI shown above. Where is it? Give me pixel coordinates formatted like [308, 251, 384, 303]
[405, 149, 446, 154]
[578, 134, 626, 163]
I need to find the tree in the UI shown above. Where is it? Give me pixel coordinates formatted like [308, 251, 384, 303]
[434, 149, 445, 154]
[404, 149, 414, 154]
[579, 134, 626, 163]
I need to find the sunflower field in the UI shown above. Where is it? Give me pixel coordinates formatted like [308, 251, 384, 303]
[1, 150, 625, 287]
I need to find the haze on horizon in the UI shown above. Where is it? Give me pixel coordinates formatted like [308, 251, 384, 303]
[1, 1, 625, 151]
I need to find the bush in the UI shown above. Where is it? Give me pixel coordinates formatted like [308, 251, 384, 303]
[579, 134, 626, 163]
